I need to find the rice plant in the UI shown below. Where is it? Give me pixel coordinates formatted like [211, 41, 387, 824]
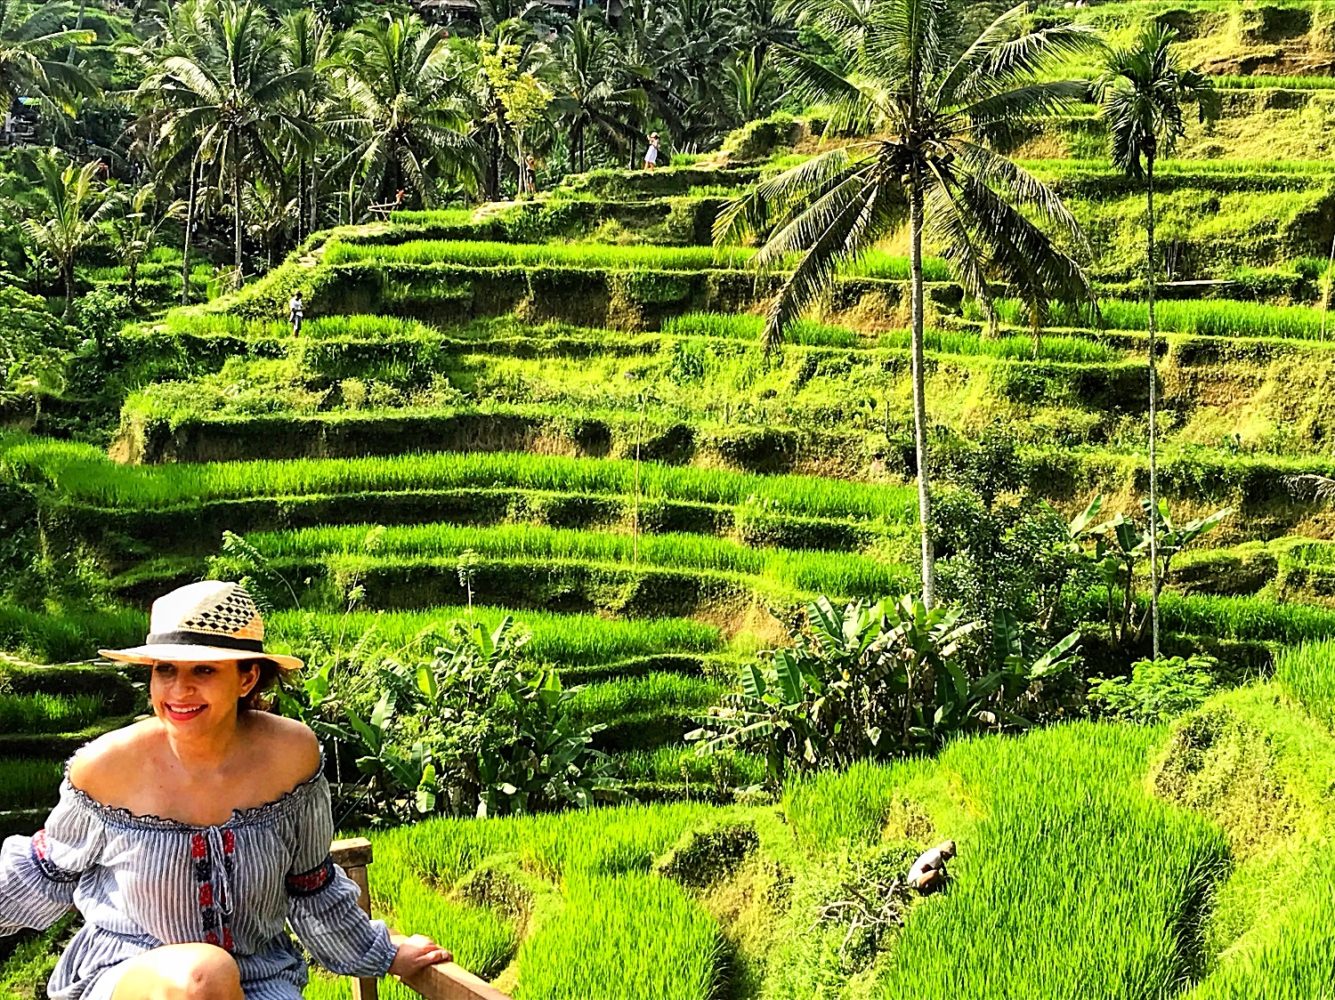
[267, 607, 722, 666]
[513, 873, 722, 1000]
[322, 238, 757, 270]
[631, 313, 1118, 360]
[873, 722, 1229, 999]
[321, 237, 936, 281]
[1274, 641, 1335, 732]
[983, 297, 1330, 342]
[0, 692, 105, 734]
[246, 521, 912, 598]
[1187, 845, 1335, 1000]
[8, 437, 919, 524]
[0, 603, 147, 664]
[612, 745, 766, 785]
[564, 673, 724, 723]
[0, 758, 64, 809]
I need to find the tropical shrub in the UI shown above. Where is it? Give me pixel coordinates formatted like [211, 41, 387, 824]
[688, 596, 1080, 786]
[286, 614, 619, 821]
[1087, 655, 1219, 724]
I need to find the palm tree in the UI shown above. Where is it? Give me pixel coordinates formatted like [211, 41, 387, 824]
[724, 50, 778, 125]
[107, 183, 182, 308]
[548, 14, 641, 173]
[280, 9, 340, 240]
[715, 0, 1095, 607]
[0, 0, 95, 117]
[332, 15, 481, 215]
[1098, 24, 1217, 660]
[147, 0, 316, 284]
[19, 148, 116, 318]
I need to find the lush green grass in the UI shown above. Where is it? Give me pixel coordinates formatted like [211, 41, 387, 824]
[267, 607, 724, 667]
[1187, 844, 1335, 999]
[1156, 592, 1335, 645]
[514, 873, 721, 1000]
[663, 313, 1121, 361]
[5, 437, 919, 525]
[375, 798, 734, 887]
[1214, 74, 1335, 91]
[322, 237, 949, 281]
[246, 522, 912, 598]
[0, 692, 104, 734]
[154, 311, 443, 342]
[1274, 641, 1335, 732]
[0, 758, 63, 809]
[981, 297, 1330, 341]
[565, 673, 725, 724]
[872, 723, 1229, 999]
[613, 745, 767, 786]
[323, 238, 757, 270]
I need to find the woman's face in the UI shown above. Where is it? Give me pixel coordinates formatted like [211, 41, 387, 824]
[149, 660, 257, 730]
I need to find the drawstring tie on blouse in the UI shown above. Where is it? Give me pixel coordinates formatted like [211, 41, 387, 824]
[206, 827, 234, 917]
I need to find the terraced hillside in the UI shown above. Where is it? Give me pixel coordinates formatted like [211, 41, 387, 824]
[9, 1, 1335, 996]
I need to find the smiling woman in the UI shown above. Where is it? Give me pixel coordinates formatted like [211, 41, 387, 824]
[0, 581, 453, 1000]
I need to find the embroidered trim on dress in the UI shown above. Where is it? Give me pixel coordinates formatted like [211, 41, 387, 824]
[30, 829, 80, 884]
[286, 856, 336, 897]
[60, 750, 326, 831]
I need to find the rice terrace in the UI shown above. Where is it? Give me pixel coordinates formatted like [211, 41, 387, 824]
[4, 0, 1335, 996]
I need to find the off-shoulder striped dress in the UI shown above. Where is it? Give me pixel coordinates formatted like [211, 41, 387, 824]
[0, 762, 397, 999]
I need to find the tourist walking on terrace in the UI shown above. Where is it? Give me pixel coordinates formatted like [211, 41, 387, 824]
[0, 581, 452, 1000]
[643, 132, 660, 170]
[288, 291, 303, 335]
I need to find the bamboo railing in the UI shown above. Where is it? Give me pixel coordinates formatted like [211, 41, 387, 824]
[331, 838, 512, 1000]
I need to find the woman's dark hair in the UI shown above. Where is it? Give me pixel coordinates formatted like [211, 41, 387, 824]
[237, 658, 294, 712]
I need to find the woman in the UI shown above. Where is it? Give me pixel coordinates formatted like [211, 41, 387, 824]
[0, 581, 451, 1000]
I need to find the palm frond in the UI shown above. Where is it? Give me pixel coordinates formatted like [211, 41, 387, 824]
[713, 143, 866, 247]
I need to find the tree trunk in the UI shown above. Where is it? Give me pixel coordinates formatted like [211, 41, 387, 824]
[181, 153, 199, 306]
[570, 123, 581, 174]
[296, 157, 305, 243]
[1146, 154, 1160, 660]
[1323, 224, 1335, 339]
[310, 155, 320, 234]
[233, 169, 244, 285]
[62, 261, 75, 320]
[909, 177, 935, 608]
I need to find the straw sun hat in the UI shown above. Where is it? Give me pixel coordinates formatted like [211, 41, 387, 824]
[99, 580, 303, 670]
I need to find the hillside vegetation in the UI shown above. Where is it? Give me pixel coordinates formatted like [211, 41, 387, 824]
[6, 0, 1335, 997]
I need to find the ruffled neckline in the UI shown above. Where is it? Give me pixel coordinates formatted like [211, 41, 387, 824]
[62, 751, 326, 831]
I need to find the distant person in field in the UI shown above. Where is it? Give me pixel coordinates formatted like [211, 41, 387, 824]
[288, 291, 303, 336]
[643, 132, 660, 170]
[523, 153, 538, 194]
[908, 840, 955, 894]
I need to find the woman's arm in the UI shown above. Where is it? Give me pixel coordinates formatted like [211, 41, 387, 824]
[0, 782, 104, 937]
[284, 768, 403, 977]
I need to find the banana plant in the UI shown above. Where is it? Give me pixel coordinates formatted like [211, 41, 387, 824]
[1095, 501, 1230, 647]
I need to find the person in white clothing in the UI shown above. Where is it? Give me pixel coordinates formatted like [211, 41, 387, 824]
[643, 132, 659, 170]
[288, 292, 303, 336]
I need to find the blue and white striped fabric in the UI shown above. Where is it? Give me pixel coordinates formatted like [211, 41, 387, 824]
[0, 763, 397, 1000]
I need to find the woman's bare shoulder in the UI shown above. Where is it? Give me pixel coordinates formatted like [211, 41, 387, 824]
[246, 713, 322, 784]
[68, 720, 161, 799]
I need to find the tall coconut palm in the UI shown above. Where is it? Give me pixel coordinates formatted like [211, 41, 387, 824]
[19, 148, 116, 317]
[147, 0, 316, 284]
[280, 9, 340, 239]
[332, 15, 481, 215]
[715, 0, 1096, 607]
[0, 0, 95, 116]
[1098, 24, 1217, 660]
[548, 14, 641, 174]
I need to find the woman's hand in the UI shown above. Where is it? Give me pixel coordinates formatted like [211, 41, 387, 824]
[388, 933, 452, 979]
